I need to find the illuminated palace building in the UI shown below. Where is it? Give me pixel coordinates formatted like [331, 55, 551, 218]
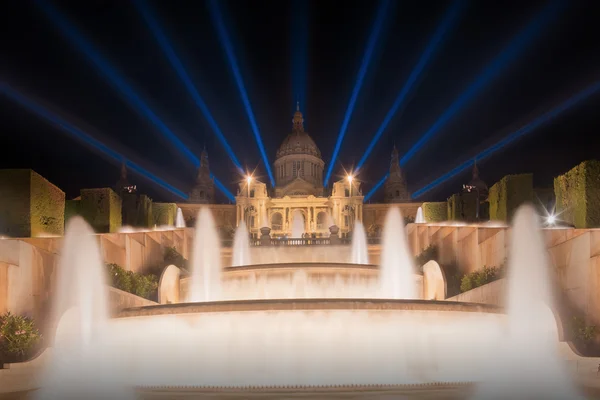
[183, 104, 422, 238]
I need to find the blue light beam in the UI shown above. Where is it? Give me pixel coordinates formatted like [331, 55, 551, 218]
[36, 0, 200, 167]
[411, 79, 600, 198]
[210, 173, 235, 203]
[134, 0, 243, 174]
[357, 0, 465, 171]
[1, 83, 188, 199]
[207, 0, 275, 187]
[324, 0, 392, 186]
[364, 172, 390, 202]
[400, 0, 564, 167]
[292, 0, 308, 116]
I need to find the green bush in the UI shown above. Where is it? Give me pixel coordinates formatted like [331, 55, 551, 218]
[570, 316, 597, 344]
[404, 216, 415, 225]
[80, 188, 122, 233]
[0, 312, 42, 362]
[460, 265, 505, 293]
[554, 160, 600, 228]
[106, 263, 158, 301]
[122, 193, 153, 228]
[415, 245, 439, 270]
[164, 246, 187, 270]
[488, 174, 533, 222]
[447, 193, 478, 221]
[152, 203, 177, 226]
[422, 202, 447, 222]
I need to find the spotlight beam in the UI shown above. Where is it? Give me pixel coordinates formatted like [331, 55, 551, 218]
[399, 0, 564, 167]
[207, 0, 275, 187]
[364, 172, 390, 202]
[411, 79, 600, 198]
[357, 0, 465, 171]
[134, 0, 243, 174]
[1, 83, 188, 199]
[324, 0, 392, 186]
[36, 0, 200, 167]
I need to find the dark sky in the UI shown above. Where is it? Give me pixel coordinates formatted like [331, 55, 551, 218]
[2, 0, 600, 203]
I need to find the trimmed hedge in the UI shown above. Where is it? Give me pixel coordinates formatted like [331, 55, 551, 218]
[80, 188, 122, 233]
[488, 173, 533, 222]
[447, 192, 478, 221]
[0, 169, 65, 237]
[422, 202, 447, 222]
[122, 193, 153, 228]
[64, 199, 81, 225]
[554, 160, 600, 228]
[460, 265, 505, 293]
[152, 202, 177, 226]
[106, 263, 158, 301]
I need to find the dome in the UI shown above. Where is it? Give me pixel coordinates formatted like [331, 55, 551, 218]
[275, 104, 322, 159]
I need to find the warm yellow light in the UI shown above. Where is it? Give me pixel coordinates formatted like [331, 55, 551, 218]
[347, 175, 354, 183]
[246, 175, 252, 185]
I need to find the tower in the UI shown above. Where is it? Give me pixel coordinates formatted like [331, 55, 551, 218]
[383, 146, 410, 203]
[188, 148, 215, 203]
[115, 161, 136, 194]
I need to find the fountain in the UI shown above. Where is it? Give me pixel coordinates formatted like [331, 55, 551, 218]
[473, 205, 584, 399]
[35, 217, 132, 399]
[415, 206, 425, 223]
[291, 210, 304, 238]
[350, 220, 369, 264]
[188, 207, 222, 302]
[232, 221, 251, 267]
[379, 207, 417, 299]
[175, 207, 185, 228]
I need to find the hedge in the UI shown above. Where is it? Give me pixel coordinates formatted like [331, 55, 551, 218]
[422, 202, 447, 222]
[80, 188, 122, 233]
[488, 173, 533, 222]
[447, 192, 477, 221]
[106, 263, 158, 301]
[554, 160, 600, 228]
[152, 203, 177, 226]
[0, 169, 65, 237]
[64, 199, 81, 225]
[122, 193, 153, 228]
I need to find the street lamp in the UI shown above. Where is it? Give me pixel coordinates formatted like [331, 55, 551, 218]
[246, 175, 252, 198]
[347, 174, 354, 197]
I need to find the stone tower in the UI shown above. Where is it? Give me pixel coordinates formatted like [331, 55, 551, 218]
[188, 148, 215, 203]
[115, 161, 135, 194]
[384, 146, 411, 203]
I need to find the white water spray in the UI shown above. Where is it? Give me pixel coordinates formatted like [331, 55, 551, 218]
[175, 207, 185, 228]
[232, 221, 251, 267]
[188, 208, 222, 302]
[291, 211, 304, 238]
[415, 207, 425, 223]
[350, 221, 369, 264]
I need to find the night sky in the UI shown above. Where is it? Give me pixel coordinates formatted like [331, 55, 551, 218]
[2, 0, 600, 203]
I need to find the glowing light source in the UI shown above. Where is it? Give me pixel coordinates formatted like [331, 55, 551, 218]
[324, 0, 392, 186]
[347, 175, 354, 184]
[37, 0, 200, 167]
[411, 79, 600, 198]
[207, 0, 275, 186]
[399, 0, 564, 167]
[546, 214, 556, 225]
[1, 83, 188, 199]
[135, 0, 243, 174]
[357, 0, 465, 171]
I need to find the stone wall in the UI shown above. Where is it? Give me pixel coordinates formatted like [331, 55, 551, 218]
[362, 202, 422, 235]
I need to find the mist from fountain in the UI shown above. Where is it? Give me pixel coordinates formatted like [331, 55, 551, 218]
[232, 221, 251, 267]
[415, 207, 425, 223]
[380, 207, 417, 299]
[188, 207, 222, 302]
[291, 211, 304, 238]
[473, 204, 584, 399]
[350, 221, 369, 264]
[175, 207, 185, 228]
[35, 217, 133, 399]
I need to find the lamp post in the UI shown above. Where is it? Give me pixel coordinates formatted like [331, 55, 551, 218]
[347, 174, 354, 197]
[246, 175, 252, 198]
[463, 184, 480, 220]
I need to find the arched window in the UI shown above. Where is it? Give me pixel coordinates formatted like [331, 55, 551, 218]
[271, 212, 283, 231]
[250, 189, 255, 198]
[345, 189, 350, 197]
[395, 190, 400, 197]
[199, 190, 204, 198]
[316, 212, 327, 230]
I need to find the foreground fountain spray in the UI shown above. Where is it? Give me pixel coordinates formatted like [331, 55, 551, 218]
[473, 205, 584, 399]
[188, 207, 222, 302]
[232, 220, 251, 267]
[291, 211, 304, 238]
[35, 217, 132, 399]
[175, 207, 185, 228]
[380, 207, 417, 299]
[350, 220, 369, 264]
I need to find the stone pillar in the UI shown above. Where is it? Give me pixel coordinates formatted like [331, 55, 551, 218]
[260, 227, 271, 245]
[329, 225, 340, 244]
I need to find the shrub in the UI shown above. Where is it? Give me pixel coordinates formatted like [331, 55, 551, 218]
[164, 246, 187, 270]
[106, 263, 158, 301]
[447, 193, 478, 221]
[122, 193, 153, 228]
[404, 216, 415, 225]
[80, 188, 122, 233]
[460, 265, 505, 293]
[152, 203, 177, 226]
[0, 312, 42, 362]
[554, 160, 600, 228]
[570, 316, 597, 344]
[422, 202, 447, 222]
[488, 174, 533, 222]
[415, 245, 439, 270]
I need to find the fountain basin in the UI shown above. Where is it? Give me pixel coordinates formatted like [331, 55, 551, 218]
[179, 263, 424, 300]
[86, 299, 517, 389]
